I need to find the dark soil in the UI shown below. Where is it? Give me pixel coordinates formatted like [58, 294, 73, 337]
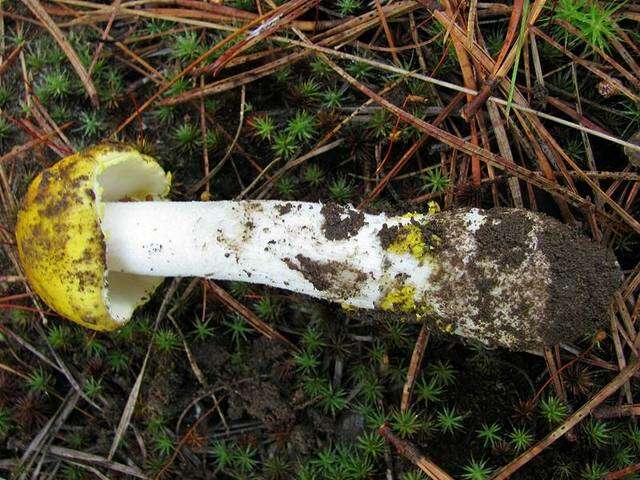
[429, 209, 621, 351]
[538, 216, 622, 346]
[283, 253, 368, 298]
[163, 320, 594, 480]
[475, 208, 532, 269]
[191, 336, 317, 452]
[320, 202, 367, 240]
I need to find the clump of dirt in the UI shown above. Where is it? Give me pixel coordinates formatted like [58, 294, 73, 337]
[538, 217, 622, 345]
[275, 202, 293, 215]
[284, 254, 367, 298]
[475, 209, 532, 269]
[190, 342, 230, 373]
[377, 223, 401, 250]
[227, 378, 295, 430]
[192, 337, 297, 431]
[321, 203, 366, 240]
[143, 359, 196, 421]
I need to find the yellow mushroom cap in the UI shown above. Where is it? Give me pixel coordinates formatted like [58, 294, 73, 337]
[16, 144, 171, 331]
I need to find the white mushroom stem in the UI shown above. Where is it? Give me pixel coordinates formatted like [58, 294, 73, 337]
[101, 200, 619, 350]
[103, 200, 436, 309]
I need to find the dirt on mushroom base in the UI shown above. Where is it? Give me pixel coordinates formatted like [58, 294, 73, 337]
[538, 218, 621, 345]
[320, 202, 366, 240]
[428, 208, 621, 350]
[475, 209, 533, 269]
[275, 202, 294, 215]
[283, 253, 368, 299]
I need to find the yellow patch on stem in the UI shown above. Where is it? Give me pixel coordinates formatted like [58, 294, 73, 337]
[379, 284, 417, 312]
[386, 222, 441, 262]
[387, 224, 429, 260]
[340, 302, 356, 312]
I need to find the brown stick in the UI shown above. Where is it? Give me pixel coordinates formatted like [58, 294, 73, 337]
[594, 404, 640, 419]
[462, 0, 524, 118]
[87, 0, 122, 77]
[359, 92, 466, 208]
[379, 424, 454, 480]
[374, 0, 401, 65]
[606, 463, 640, 480]
[205, 280, 297, 351]
[203, 0, 319, 76]
[0, 42, 23, 78]
[543, 346, 566, 402]
[401, 324, 430, 412]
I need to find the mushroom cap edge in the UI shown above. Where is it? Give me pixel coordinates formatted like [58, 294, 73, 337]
[15, 143, 171, 331]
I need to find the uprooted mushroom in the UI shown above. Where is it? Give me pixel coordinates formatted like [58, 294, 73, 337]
[15, 144, 621, 351]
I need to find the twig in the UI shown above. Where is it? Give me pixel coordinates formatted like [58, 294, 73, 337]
[606, 463, 640, 480]
[0, 123, 73, 165]
[87, 0, 122, 76]
[48, 446, 147, 479]
[359, 92, 465, 208]
[379, 423, 454, 480]
[207, 0, 319, 76]
[108, 279, 182, 459]
[374, 0, 400, 65]
[532, 26, 639, 102]
[493, 355, 640, 479]
[0, 42, 23, 77]
[274, 37, 640, 153]
[401, 324, 429, 412]
[205, 280, 297, 351]
[18, 388, 81, 477]
[187, 86, 246, 195]
[543, 346, 566, 402]
[198, 76, 210, 197]
[594, 404, 640, 419]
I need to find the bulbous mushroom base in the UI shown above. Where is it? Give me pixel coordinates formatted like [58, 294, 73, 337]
[427, 209, 621, 351]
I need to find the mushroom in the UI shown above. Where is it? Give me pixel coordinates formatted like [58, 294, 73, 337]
[16, 144, 621, 351]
